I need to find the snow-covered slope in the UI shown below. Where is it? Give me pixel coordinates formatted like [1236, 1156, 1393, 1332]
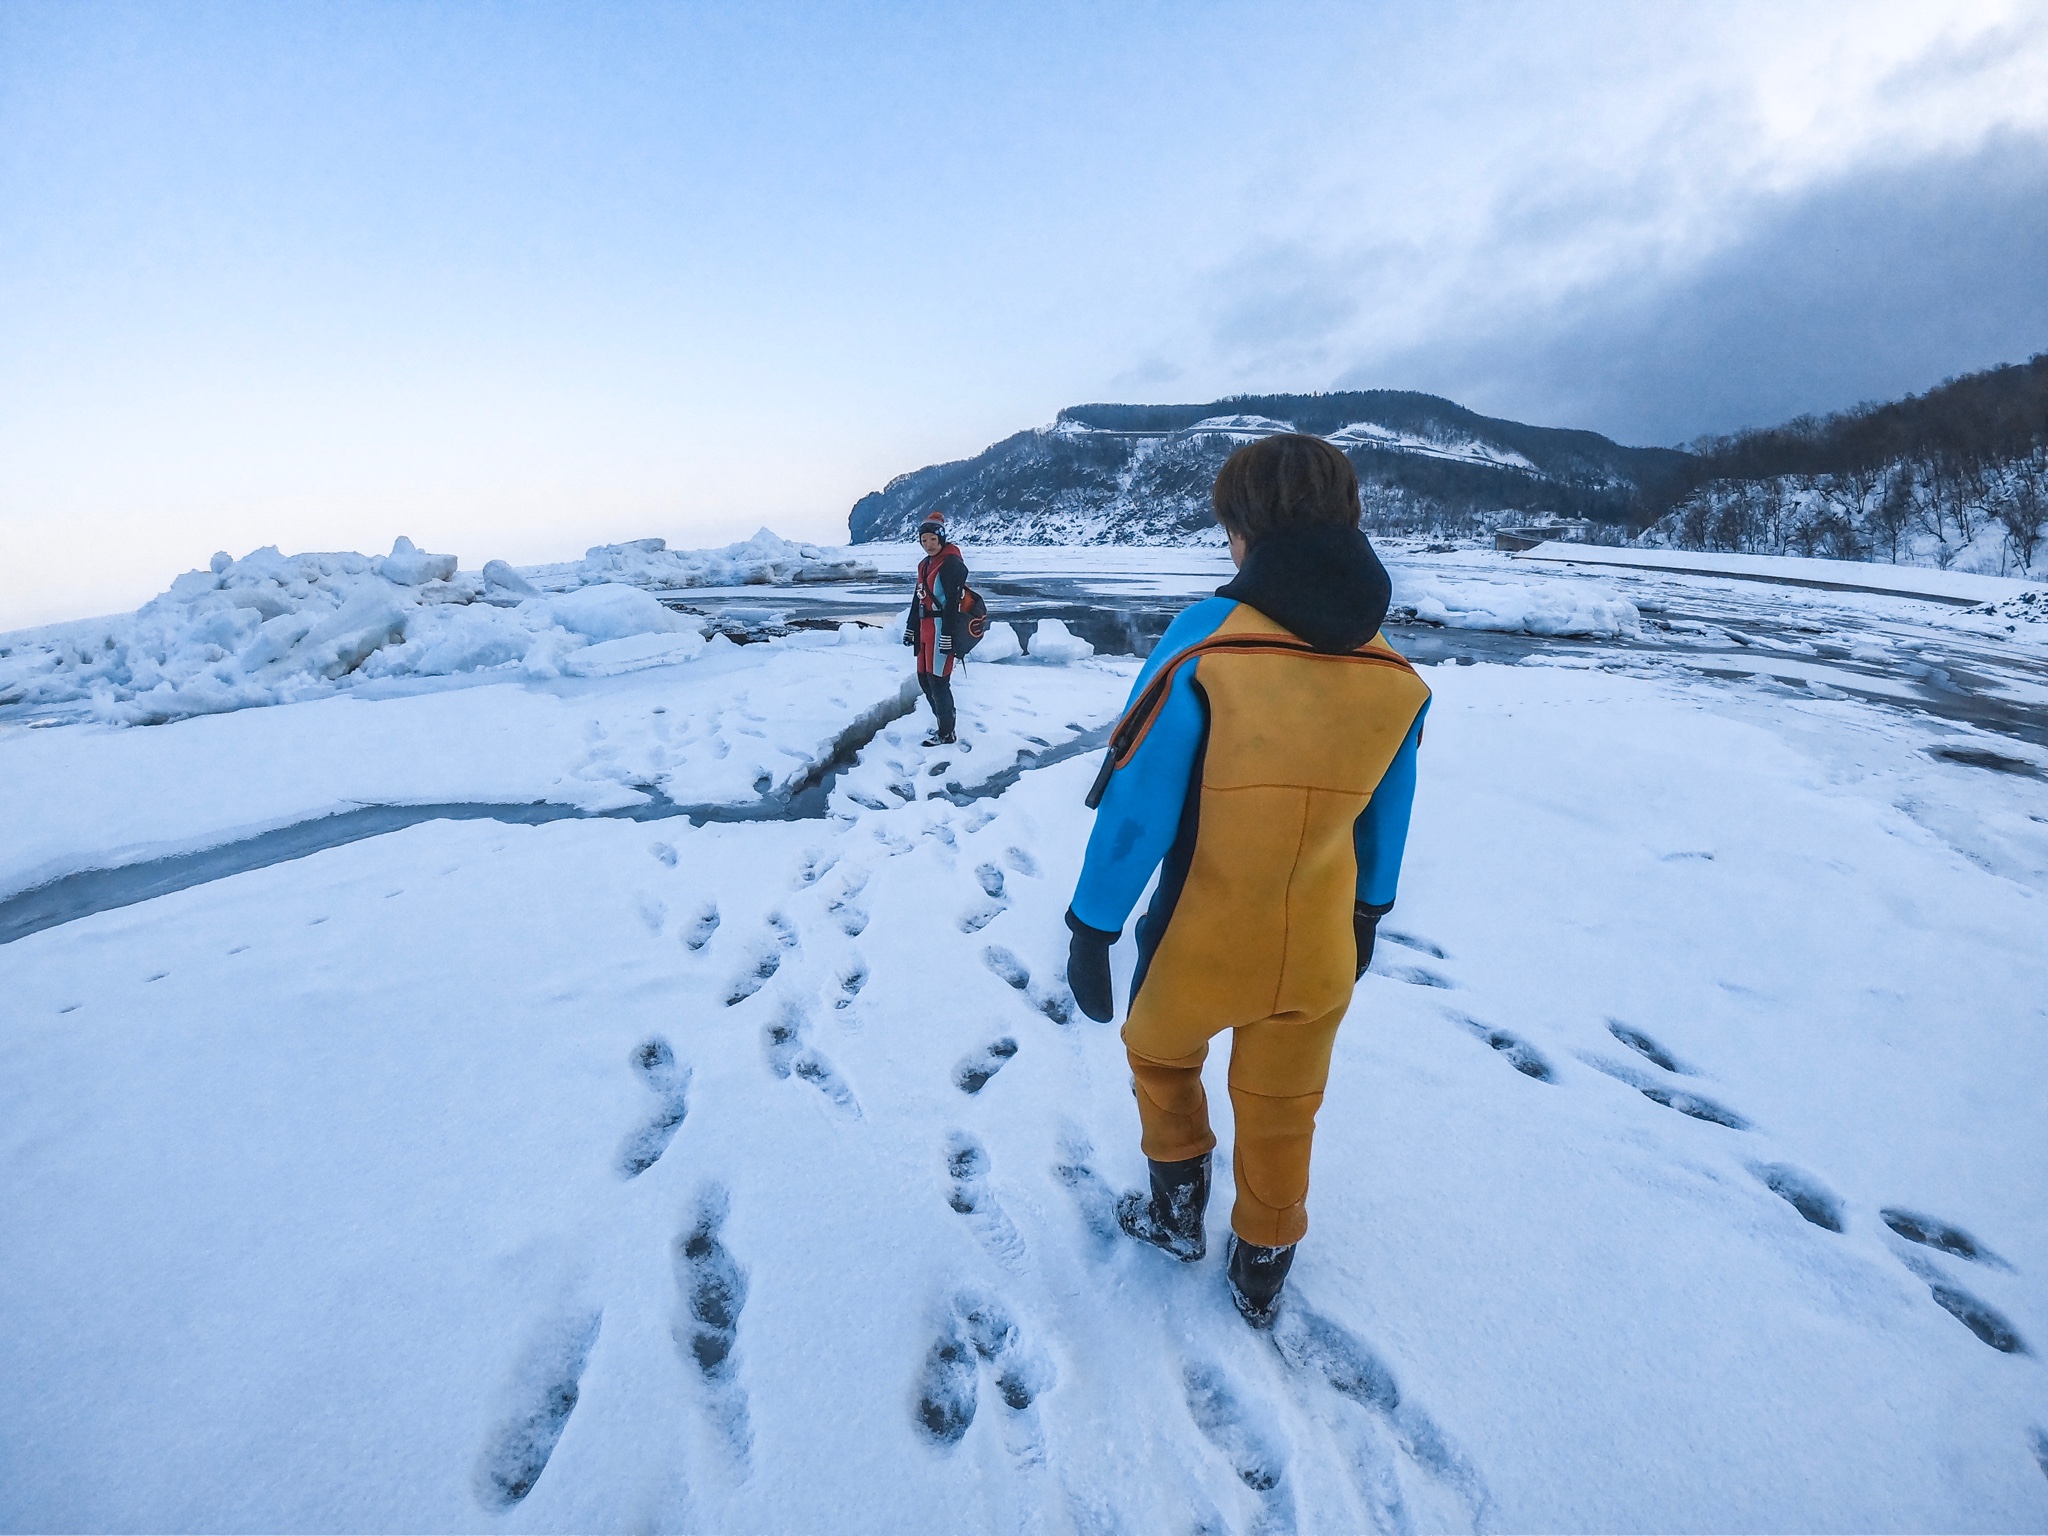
[3, 597, 2044, 1531]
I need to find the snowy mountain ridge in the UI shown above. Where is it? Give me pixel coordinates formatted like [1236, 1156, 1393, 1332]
[849, 390, 1691, 545]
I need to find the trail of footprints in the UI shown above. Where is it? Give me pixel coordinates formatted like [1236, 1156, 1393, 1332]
[1387, 921, 2031, 1362]
[480, 813, 1073, 1507]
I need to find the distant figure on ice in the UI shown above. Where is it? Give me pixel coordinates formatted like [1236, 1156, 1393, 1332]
[904, 511, 968, 746]
[1063, 434, 1430, 1327]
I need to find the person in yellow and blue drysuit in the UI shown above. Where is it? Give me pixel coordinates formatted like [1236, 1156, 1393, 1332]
[1064, 433, 1431, 1328]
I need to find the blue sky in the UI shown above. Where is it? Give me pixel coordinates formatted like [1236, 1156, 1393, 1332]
[4, 1, 2046, 625]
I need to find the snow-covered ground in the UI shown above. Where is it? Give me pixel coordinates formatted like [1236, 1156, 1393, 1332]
[3, 546, 2047, 1533]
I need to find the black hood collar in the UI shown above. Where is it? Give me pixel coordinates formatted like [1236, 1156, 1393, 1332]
[1215, 523, 1392, 653]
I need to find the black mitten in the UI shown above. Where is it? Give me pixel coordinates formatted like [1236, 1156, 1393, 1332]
[1354, 899, 1393, 980]
[1065, 908, 1120, 1022]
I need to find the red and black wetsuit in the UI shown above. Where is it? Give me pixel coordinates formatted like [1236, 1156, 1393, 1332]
[905, 541, 967, 737]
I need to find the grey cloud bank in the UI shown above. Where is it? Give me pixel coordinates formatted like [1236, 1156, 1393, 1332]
[1340, 133, 2048, 447]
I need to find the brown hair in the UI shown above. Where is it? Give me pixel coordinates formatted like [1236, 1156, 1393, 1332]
[1211, 433, 1361, 541]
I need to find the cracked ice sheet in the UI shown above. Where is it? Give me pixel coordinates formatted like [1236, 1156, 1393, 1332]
[2, 660, 2047, 1531]
[0, 631, 912, 899]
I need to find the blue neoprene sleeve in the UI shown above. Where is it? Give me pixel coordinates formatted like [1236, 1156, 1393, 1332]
[1068, 598, 1235, 932]
[1354, 700, 1427, 907]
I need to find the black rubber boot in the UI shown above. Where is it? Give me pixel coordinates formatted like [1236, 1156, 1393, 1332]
[1115, 1153, 1210, 1261]
[1226, 1235, 1297, 1329]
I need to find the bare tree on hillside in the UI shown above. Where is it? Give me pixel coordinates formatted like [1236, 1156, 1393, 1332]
[1868, 470, 1915, 563]
[1992, 459, 2045, 574]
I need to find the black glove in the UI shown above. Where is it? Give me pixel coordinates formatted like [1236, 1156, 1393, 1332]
[1354, 900, 1393, 980]
[903, 625, 916, 648]
[1065, 908, 1120, 1022]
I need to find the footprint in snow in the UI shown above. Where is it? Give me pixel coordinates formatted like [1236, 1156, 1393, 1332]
[944, 1131, 1027, 1271]
[1580, 1055, 1749, 1129]
[1181, 1358, 1297, 1531]
[1880, 1208, 2013, 1270]
[766, 912, 799, 949]
[673, 1184, 753, 1460]
[636, 894, 667, 935]
[1051, 1128, 1122, 1254]
[983, 941, 1071, 1024]
[649, 841, 678, 867]
[1607, 1019, 1689, 1073]
[1453, 1016, 1553, 1081]
[954, 1038, 1019, 1095]
[1374, 961, 1453, 989]
[912, 1289, 1055, 1459]
[1895, 1253, 2028, 1354]
[913, 1323, 979, 1447]
[683, 902, 720, 953]
[959, 903, 1006, 934]
[1379, 928, 1445, 959]
[764, 1002, 859, 1115]
[1270, 1302, 1490, 1527]
[974, 863, 1006, 900]
[829, 869, 872, 936]
[794, 848, 839, 887]
[983, 946, 1030, 991]
[618, 1037, 691, 1179]
[724, 946, 781, 1006]
[835, 956, 867, 1011]
[1033, 984, 1073, 1026]
[475, 1307, 603, 1510]
[1752, 1163, 1844, 1232]
[1002, 846, 1040, 877]
[964, 808, 997, 833]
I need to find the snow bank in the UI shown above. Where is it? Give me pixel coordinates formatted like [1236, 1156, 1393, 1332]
[0, 531, 871, 726]
[1392, 572, 1640, 638]
[1026, 617, 1095, 663]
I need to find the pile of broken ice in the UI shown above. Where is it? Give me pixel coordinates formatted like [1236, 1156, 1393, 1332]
[0, 532, 880, 726]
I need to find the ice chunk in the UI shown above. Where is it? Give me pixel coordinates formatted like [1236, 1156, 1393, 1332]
[299, 589, 411, 677]
[1027, 618, 1093, 664]
[482, 559, 539, 597]
[972, 621, 1024, 662]
[539, 584, 684, 642]
[360, 604, 534, 679]
[1393, 574, 1640, 639]
[372, 536, 458, 586]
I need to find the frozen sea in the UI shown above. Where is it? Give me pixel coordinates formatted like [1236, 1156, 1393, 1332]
[2, 539, 2045, 1533]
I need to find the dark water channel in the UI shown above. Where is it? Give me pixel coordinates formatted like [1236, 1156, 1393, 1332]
[0, 695, 1112, 947]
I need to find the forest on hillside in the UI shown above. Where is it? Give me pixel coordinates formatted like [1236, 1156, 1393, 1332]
[1645, 354, 2048, 575]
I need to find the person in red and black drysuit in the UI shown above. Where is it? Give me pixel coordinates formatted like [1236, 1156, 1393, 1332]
[903, 512, 968, 746]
